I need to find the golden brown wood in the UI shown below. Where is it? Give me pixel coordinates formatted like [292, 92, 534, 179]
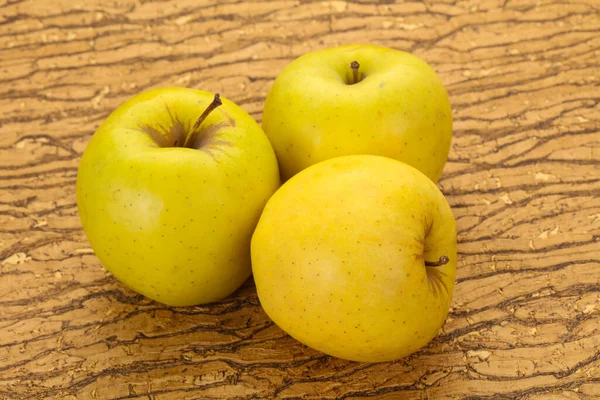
[1, 0, 599, 398]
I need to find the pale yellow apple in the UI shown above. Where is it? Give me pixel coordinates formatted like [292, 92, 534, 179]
[251, 155, 457, 362]
[77, 87, 279, 306]
[262, 44, 452, 182]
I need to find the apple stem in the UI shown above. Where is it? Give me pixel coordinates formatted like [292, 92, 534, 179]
[183, 93, 223, 148]
[425, 255, 449, 267]
[350, 61, 360, 84]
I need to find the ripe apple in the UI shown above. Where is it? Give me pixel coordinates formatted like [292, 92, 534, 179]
[262, 44, 452, 182]
[77, 87, 280, 306]
[251, 155, 457, 362]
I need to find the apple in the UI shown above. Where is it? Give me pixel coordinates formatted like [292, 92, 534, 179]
[251, 155, 456, 362]
[77, 87, 280, 306]
[262, 44, 452, 182]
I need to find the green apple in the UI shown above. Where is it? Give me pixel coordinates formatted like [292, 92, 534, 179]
[77, 87, 279, 306]
[251, 155, 456, 362]
[262, 44, 452, 182]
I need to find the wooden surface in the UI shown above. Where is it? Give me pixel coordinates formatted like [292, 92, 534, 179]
[1, 0, 600, 398]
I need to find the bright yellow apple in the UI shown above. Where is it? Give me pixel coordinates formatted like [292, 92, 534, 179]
[251, 155, 456, 362]
[77, 87, 279, 306]
[262, 44, 452, 182]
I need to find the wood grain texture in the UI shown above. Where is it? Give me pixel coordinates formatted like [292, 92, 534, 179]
[1, 0, 599, 398]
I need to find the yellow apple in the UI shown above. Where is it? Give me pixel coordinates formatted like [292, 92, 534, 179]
[251, 155, 456, 362]
[77, 87, 279, 306]
[262, 44, 452, 182]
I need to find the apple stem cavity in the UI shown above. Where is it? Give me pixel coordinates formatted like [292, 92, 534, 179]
[425, 255, 449, 267]
[183, 93, 223, 148]
[350, 61, 361, 84]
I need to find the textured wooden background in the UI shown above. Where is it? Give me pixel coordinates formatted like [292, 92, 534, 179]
[1, 0, 600, 399]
